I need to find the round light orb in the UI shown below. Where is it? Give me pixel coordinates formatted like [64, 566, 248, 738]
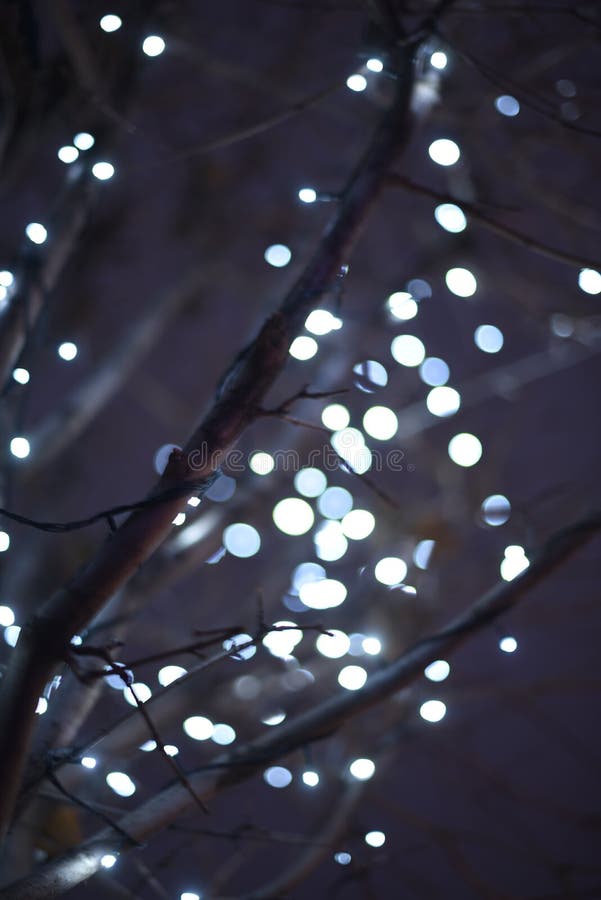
[25, 223, 47, 245]
[481, 494, 511, 526]
[426, 386, 460, 417]
[474, 324, 503, 353]
[249, 451, 274, 475]
[294, 467, 327, 497]
[419, 357, 449, 386]
[365, 831, 386, 848]
[289, 336, 317, 360]
[430, 51, 448, 70]
[263, 766, 292, 788]
[273, 498, 314, 535]
[300, 578, 347, 610]
[335, 852, 352, 865]
[314, 520, 348, 562]
[353, 359, 388, 392]
[499, 636, 518, 653]
[321, 403, 350, 430]
[318, 486, 353, 519]
[58, 341, 78, 361]
[424, 659, 450, 682]
[10, 436, 30, 459]
[92, 162, 114, 180]
[223, 523, 261, 558]
[362, 637, 381, 655]
[262, 621, 302, 658]
[341, 509, 375, 540]
[302, 770, 320, 786]
[338, 665, 367, 690]
[349, 758, 375, 780]
[445, 267, 477, 297]
[12, 368, 30, 385]
[0, 606, 15, 626]
[374, 556, 407, 586]
[183, 716, 214, 741]
[366, 58, 383, 72]
[316, 629, 350, 659]
[100, 14, 122, 32]
[495, 94, 520, 116]
[264, 243, 291, 267]
[363, 406, 398, 441]
[434, 203, 466, 233]
[299, 187, 317, 203]
[123, 682, 152, 707]
[448, 433, 482, 467]
[212, 723, 236, 745]
[420, 699, 446, 722]
[142, 35, 165, 56]
[346, 74, 367, 92]
[100, 854, 117, 869]
[387, 291, 418, 321]
[73, 132, 95, 150]
[57, 146, 79, 164]
[428, 138, 460, 166]
[0, 532, 10, 552]
[578, 268, 601, 295]
[391, 334, 426, 367]
[413, 539, 435, 570]
[106, 771, 136, 797]
[305, 309, 339, 335]
[158, 665, 187, 687]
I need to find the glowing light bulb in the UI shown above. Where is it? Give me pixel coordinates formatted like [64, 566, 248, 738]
[100, 14, 122, 32]
[346, 74, 367, 92]
[58, 341, 78, 361]
[92, 162, 114, 180]
[10, 436, 30, 459]
[428, 138, 460, 166]
[57, 146, 79, 164]
[142, 35, 165, 56]
[25, 223, 47, 244]
[73, 132, 95, 150]
[264, 243, 291, 267]
[299, 187, 317, 203]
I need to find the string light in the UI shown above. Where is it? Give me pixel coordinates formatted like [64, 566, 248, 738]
[419, 357, 449, 386]
[57, 146, 79, 164]
[338, 665, 367, 690]
[81, 756, 97, 769]
[73, 132, 95, 150]
[481, 494, 511, 526]
[388, 291, 418, 321]
[424, 660, 450, 682]
[495, 95, 520, 117]
[298, 187, 317, 203]
[142, 35, 166, 56]
[106, 772, 136, 797]
[273, 498, 314, 536]
[264, 766, 292, 788]
[92, 162, 115, 180]
[349, 758, 375, 780]
[365, 830, 386, 847]
[434, 203, 466, 233]
[12, 368, 30, 384]
[474, 324, 503, 353]
[448, 433, 482, 467]
[391, 334, 426, 366]
[430, 51, 448, 69]
[499, 636, 518, 653]
[420, 700, 446, 722]
[100, 854, 118, 869]
[0, 532, 10, 552]
[302, 770, 320, 786]
[426, 386, 461, 417]
[25, 223, 47, 244]
[58, 341, 78, 361]
[100, 14, 122, 32]
[0, 606, 15, 626]
[374, 557, 407, 586]
[10, 436, 30, 459]
[346, 74, 367, 92]
[264, 244, 291, 267]
[428, 138, 460, 166]
[321, 403, 349, 430]
[223, 523, 261, 557]
[578, 268, 601, 295]
[183, 716, 214, 740]
[445, 267, 477, 297]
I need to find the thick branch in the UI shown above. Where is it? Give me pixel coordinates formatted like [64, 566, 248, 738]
[2, 511, 598, 900]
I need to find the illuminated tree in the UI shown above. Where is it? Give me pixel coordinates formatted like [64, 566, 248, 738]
[0, 1, 599, 897]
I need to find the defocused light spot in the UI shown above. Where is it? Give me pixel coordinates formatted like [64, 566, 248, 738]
[349, 758, 375, 780]
[263, 621, 302, 658]
[106, 771, 136, 797]
[104, 664, 133, 690]
[388, 291, 418, 321]
[81, 756, 97, 769]
[338, 665, 367, 690]
[314, 520, 348, 561]
[249, 451, 274, 475]
[366, 58, 383, 72]
[495, 95, 520, 116]
[140, 740, 157, 751]
[92, 162, 114, 180]
[430, 51, 447, 69]
[58, 341, 78, 361]
[223, 633, 256, 661]
[305, 309, 340, 335]
[362, 636, 381, 655]
[353, 359, 388, 392]
[171, 512, 185, 526]
[73, 132, 95, 150]
[100, 14, 122, 32]
[0, 606, 15, 626]
[295, 467, 327, 497]
[365, 831, 386, 847]
[25, 223, 47, 244]
[264, 766, 292, 788]
[391, 334, 425, 367]
[448, 433, 482, 467]
[550, 313, 574, 338]
[500, 545, 529, 580]
[426, 386, 460, 417]
[331, 428, 372, 473]
[481, 494, 511, 526]
[419, 357, 449, 386]
[341, 509, 375, 540]
[262, 711, 286, 726]
[475, 324, 503, 353]
[181, 894, 200, 900]
[35, 697, 47, 715]
[346, 74, 367, 92]
[212, 723, 236, 745]
[375, 557, 407, 586]
[578, 268, 601, 295]
[4, 625, 20, 646]
[289, 336, 317, 360]
[434, 203, 466, 233]
[413, 539, 435, 570]
[206, 474, 236, 502]
[158, 665, 187, 686]
[335, 852, 352, 865]
[265, 243, 291, 267]
[142, 35, 165, 56]
[318, 486, 353, 519]
[10, 436, 30, 459]
[292, 562, 325, 592]
[363, 406, 398, 441]
[428, 138, 460, 166]
[0, 532, 9, 552]
[273, 498, 314, 535]
[123, 682, 152, 706]
[445, 267, 476, 297]
[420, 700, 446, 722]
[302, 770, 320, 786]
[57, 146, 79, 164]
[223, 522, 261, 558]
[499, 636, 518, 653]
[183, 716, 214, 741]
[101, 854, 117, 869]
[163, 744, 179, 756]
[299, 187, 317, 203]
[424, 659, 450, 682]
[12, 368, 30, 385]
[408, 278, 432, 299]
[300, 578, 347, 610]
[316, 629, 350, 658]
[0, 270, 14, 287]
[321, 403, 350, 430]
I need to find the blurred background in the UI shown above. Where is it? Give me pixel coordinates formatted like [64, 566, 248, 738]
[0, 0, 600, 897]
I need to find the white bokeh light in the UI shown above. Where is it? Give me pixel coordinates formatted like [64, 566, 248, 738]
[299, 187, 317, 203]
[495, 95, 520, 116]
[81, 756, 97, 769]
[500, 545, 529, 581]
[158, 665, 187, 687]
[419, 357, 449, 386]
[0, 532, 10, 553]
[413, 539, 435, 570]
[123, 682, 152, 707]
[142, 35, 166, 56]
[481, 494, 511, 526]
[305, 309, 341, 335]
[448, 433, 482, 467]
[0, 270, 14, 286]
[338, 665, 367, 690]
[318, 486, 353, 519]
[249, 451, 275, 475]
[106, 771, 136, 797]
[475, 324, 504, 353]
[365, 830, 386, 847]
[263, 621, 302, 658]
[578, 268, 601, 295]
[289, 336, 318, 360]
[341, 509, 375, 540]
[223, 633, 256, 661]
[391, 334, 426, 367]
[420, 700, 446, 722]
[321, 403, 350, 430]
[100, 14, 122, 32]
[273, 498, 314, 535]
[499, 636, 518, 653]
[424, 659, 450, 682]
[264, 243, 291, 267]
[353, 359, 388, 392]
[388, 291, 418, 321]
[0, 606, 15, 627]
[223, 522, 261, 558]
[349, 758, 375, 780]
[57, 145, 79, 164]
[362, 637, 381, 655]
[445, 267, 477, 297]
[73, 132, 94, 150]
[428, 138, 460, 166]
[92, 162, 114, 180]
[4, 625, 20, 647]
[300, 578, 347, 610]
[362, 406, 398, 441]
[314, 520, 348, 562]
[374, 556, 407, 586]
[316, 629, 350, 659]
[101, 854, 117, 869]
[58, 341, 78, 361]
[430, 51, 448, 69]
[10, 436, 30, 459]
[366, 57, 383, 72]
[302, 770, 320, 787]
[426, 386, 461, 417]
[25, 223, 47, 244]
[212, 723, 236, 745]
[346, 74, 367, 92]
[12, 368, 30, 385]
[294, 467, 327, 498]
[434, 203, 466, 233]
[264, 766, 292, 788]
[183, 716, 214, 741]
